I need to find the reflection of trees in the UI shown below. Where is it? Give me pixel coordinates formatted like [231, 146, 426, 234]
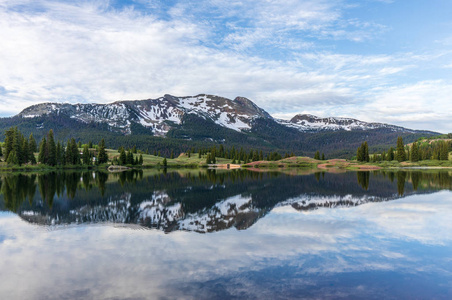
[357, 172, 370, 191]
[2, 169, 452, 231]
[411, 172, 420, 191]
[397, 171, 407, 196]
[2, 174, 36, 212]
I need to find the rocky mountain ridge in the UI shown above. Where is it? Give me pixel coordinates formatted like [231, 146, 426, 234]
[17, 94, 427, 135]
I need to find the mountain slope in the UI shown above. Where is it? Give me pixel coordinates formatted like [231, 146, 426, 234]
[0, 94, 439, 157]
[277, 114, 420, 133]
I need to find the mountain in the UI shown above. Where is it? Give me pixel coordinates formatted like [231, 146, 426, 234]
[17, 94, 271, 136]
[278, 114, 419, 133]
[0, 94, 439, 157]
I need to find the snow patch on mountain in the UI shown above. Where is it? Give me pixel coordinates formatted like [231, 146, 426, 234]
[277, 114, 416, 133]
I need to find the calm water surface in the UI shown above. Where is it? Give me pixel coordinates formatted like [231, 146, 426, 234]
[1, 169, 452, 299]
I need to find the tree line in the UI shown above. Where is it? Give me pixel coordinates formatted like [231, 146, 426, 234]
[357, 136, 451, 162]
[1, 127, 108, 166]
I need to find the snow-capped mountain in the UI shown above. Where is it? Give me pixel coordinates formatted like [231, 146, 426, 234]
[18, 191, 404, 233]
[277, 114, 417, 133]
[18, 94, 271, 136]
[17, 94, 423, 135]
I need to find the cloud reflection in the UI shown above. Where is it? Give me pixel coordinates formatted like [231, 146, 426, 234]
[1, 190, 452, 299]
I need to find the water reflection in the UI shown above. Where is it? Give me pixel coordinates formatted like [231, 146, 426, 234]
[1, 169, 452, 232]
[1, 170, 452, 299]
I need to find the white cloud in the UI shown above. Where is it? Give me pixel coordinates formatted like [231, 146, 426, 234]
[0, 0, 451, 132]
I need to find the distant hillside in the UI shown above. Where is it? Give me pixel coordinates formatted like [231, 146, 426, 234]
[0, 94, 439, 157]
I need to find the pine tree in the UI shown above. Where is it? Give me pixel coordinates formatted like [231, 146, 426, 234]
[388, 147, 395, 161]
[21, 138, 29, 164]
[4, 127, 15, 161]
[38, 137, 47, 164]
[119, 148, 127, 165]
[356, 144, 363, 161]
[162, 157, 167, 167]
[206, 153, 211, 164]
[82, 144, 91, 165]
[411, 142, 419, 162]
[56, 142, 62, 165]
[97, 139, 108, 164]
[127, 151, 134, 165]
[396, 137, 406, 162]
[6, 150, 18, 165]
[363, 142, 369, 162]
[70, 138, 80, 165]
[440, 141, 449, 160]
[170, 150, 174, 159]
[47, 130, 56, 166]
[65, 140, 72, 165]
[321, 153, 325, 160]
[314, 151, 320, 160]
[28, 133, 37, 153]
[139, 154, 143, 165]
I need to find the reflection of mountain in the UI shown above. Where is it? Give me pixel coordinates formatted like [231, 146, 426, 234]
[1, 170, 451, 233]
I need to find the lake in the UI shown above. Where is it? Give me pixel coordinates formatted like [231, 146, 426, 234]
[1, 169, 452, 299]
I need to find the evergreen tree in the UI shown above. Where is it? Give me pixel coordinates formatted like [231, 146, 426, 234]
[28, 133, 37, 153]
[56, 142, 62, 165]
[65, 140, 72, 165]
[70, 138, 80, 165]
[21, 138, 29, 164]
[119, 148, 127, 165]
[440, 141, 449, 160]
[411, 142, 419, 162]
[321, 153, 325, 160]
[12, 128, 23, 165]
[82, 144, 91, 165]
[170, 150, 174, 159]
[162, 157, 167, 167]
[206, 153, 211, 164]
[314, 151, 320, 160]
[356, 144, 363, 161]
[97, 139, 108, 164]
[47, 130, 56, 166]
[388, 147, 395, 161]
[132, 145, 137, 153]
[363, 142, 369, 162]
[88, 141, 93, 148]
[3, 127, 15, 161]
[127, 151, 134, 165]
[139, 154, 143, 165]
[396, 137, 406, 162]
[6, 150, 18, 165]
[38, 137, 47, 164]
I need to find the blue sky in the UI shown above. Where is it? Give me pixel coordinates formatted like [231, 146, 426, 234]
[1, 0, 452, 132]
